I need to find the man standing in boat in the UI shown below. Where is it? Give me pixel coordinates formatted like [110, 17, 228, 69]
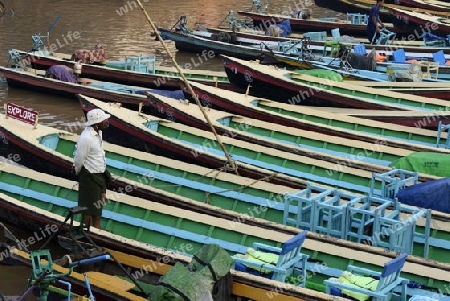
[74, 108, 112, 229]
[367, 0, 385, 44]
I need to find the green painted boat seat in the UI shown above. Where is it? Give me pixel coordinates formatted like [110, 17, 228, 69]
[436, 120, 450, 149]
[372, 204, 431, 257]
[324, 253, 409, 301]
[232, 231, 309, 287]
[369, 169, 418, 200]
[323, 41, 342, 58]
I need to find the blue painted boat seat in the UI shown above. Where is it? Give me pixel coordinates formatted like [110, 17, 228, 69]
[392, 49, 406, 63]
[232, 231, 309, 287]
[353, 43, 367, 56]
[376, 28, 396, 45]
[331, 28, 340, 41]
[436, 120, 450, 149]
[313, 190, 362, 239]
[433, 50, 447, 66]
[324, 253, 409, 301]
[346, 195, 393, 244]
[346, 13, 368, 25]
[372, 204, 431, 257]
[369, 168, 418, 200]
[303, 31, 327, 41]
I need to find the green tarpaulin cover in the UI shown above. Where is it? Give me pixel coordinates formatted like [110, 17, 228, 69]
[389, 152, 450, 177]
[149, 244, 233, 301]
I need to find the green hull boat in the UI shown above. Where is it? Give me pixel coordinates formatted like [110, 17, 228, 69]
[0, 163, 449, 300]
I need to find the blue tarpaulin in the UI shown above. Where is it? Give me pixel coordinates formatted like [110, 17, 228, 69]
[396, 178, 450, 213]
[145, 89, 185, 100]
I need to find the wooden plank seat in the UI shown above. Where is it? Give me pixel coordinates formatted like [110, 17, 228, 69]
[232, 231, 309, 287]
[324, 253, 409, 301]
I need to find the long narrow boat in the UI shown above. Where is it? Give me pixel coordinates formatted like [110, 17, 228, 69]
[389, 0, 450, 12]
[1, 163, 450, 301]
[157, 27, 275, 61]
[350, 81, 450, 100]
[4, 102, 450, 267]
[387, 7, 450, 36]
[235, 10, 407, 37]
[78, 95, 445, 197]
[206, 27, 450, 59]
[220, 55, 450, 111]
[145, 86, 443, 169]
[0, 164, 334, 301]
[0, 65, 152, 108]
[181, 81, 450, 150]
[14, 49, 237, 92]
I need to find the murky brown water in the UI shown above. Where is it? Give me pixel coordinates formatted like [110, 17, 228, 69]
[0, 0, 335, 297]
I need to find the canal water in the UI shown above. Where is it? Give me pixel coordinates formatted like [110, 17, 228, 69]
[0, 0, 338, 297]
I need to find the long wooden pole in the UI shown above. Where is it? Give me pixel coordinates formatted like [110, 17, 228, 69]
[135, 0, 239, 175]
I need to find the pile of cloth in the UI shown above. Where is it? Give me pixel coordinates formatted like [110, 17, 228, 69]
[71, 43, 107, 64]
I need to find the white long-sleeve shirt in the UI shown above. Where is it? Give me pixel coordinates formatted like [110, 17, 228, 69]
[74, 127, 106, 175]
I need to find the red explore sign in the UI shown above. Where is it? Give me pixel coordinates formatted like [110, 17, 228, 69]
[5, 103, 39, 126]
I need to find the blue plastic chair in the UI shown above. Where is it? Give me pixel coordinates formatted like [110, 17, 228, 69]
[392, 49, 406, 63]
[353, 43, 367, 56]
[324, 253, 409, 301]
[232, 231, 309, 287]
[432, 50, 446, 66]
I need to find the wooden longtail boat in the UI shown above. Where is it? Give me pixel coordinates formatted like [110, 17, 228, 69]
[157, 27, 274, 61]
[78, 95, 445, 197]
[0, 65, 152, 108]
[206, 27, 450, 59]
[220, 55, 450, 111]
[1, 163, 450, 301]
[181, 81, 450, 150]
[13, 49, 237, 92]
[350, 81, 450, 100]
[3, 102, 449, 266]
[3, 95, 447, 269]
[387, 7, 450, 36]
[147, 84, 444, 169]
[0, 164, 335, 301]
[235, 10, 408, 38]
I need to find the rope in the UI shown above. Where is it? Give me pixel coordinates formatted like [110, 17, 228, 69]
[135, 0, 239, 176]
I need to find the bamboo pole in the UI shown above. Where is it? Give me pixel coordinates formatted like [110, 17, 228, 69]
[135, 0, 239, 175]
